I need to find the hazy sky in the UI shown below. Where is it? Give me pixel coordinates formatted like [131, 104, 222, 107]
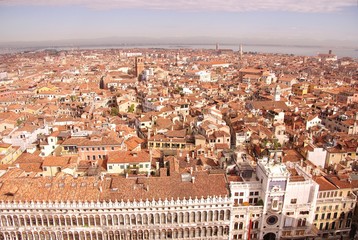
[0, 0, 357, 46]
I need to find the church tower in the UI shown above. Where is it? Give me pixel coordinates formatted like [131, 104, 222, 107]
[239, 44, 243, 60]
[135, 57, 144, 79]
[274, 84, 281, 101]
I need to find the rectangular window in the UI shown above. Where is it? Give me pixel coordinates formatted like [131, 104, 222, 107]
[331, 222, 336, 229]
[319, 223, 323, 230]
[108, 166, 112, 169]
[291, 198, 297, 204]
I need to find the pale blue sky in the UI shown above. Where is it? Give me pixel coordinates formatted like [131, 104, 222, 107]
[0, 0, 357, 46]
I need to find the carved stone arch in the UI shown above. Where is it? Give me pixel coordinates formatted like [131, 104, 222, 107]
[137, 214, 142, 225]
[184, 228, 190, 238]
[207, 227, 212, 236]
[108, 230, 114, 240]
[79, 231, 85, 240]
[149, 230, 155, 239]
[97, 231, 104, 240]
[18, 215, 25, 226]
[0, 215, 7, 226]
[82, 215, 89, 226]
[173, 229, 178, 238]
[167, 212, 172, 223]
[190, 212, 195, 222]
[218, 226, 224, 236]
[155, 229, 161, 239]
[196, 211, 201, 222]
[101, 215, 107, 226]
[125, 214, 130, 225]
[155, 213, 160, 224]
[219, 210, 225, 220]
[65, 215, 71, 226]
[71, 215, 77, 226]
[173, 212, 178, 223]
[202, 227, 207, 237]
[208, 211, 213, 221]
[107, 214, 113, 225]
[142, 213, 148, 224]
[178, 228, 184, 238]
[74, 231, 81, 240]
[179, 212, 184, 223]
[130, 214, 136, 225]
[88, 215, 95, 226]
[119, 214, 124, 225]
[226, 209, 231, 220]
[213, 226, 219, 236]
[184, 212, 190, 223]
[59, 215, 66, 226]
[148, 213, 154, 224]
[203, 211, 208, 221]
[160, 229, 167, 239]
[195, 227, 201, 237]
[68, 231, 74, 240]
[143, 230, 149, 240]
[214, 210, 219, 221]
[91, 231, 97, 239]
[12, 215, 19, 227]
[85, 231, 91, 240]
[112, 214, 118, 225]
[161, 213, 166, 224]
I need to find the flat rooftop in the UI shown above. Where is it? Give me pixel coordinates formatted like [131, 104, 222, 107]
[0, 168, 228, 202]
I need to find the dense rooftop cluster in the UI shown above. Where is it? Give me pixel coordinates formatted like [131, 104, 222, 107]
[0, 47, 357, 239]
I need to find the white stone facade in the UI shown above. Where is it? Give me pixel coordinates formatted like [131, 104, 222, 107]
[0, 196, 231, 240]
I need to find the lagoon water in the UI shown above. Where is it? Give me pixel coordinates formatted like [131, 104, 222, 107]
[1, 44, 357, 58]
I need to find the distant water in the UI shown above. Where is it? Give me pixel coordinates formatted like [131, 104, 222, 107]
[1, 44, 357, 58]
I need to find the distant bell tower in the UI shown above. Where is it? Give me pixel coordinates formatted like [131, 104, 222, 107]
[239, 44, 243, 60]
[176, 52, 180, 66]
[135, 57, 144, 78]
[274, 85, 281, 101]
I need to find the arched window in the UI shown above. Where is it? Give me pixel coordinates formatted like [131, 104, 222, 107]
[220, 210, 225, 220]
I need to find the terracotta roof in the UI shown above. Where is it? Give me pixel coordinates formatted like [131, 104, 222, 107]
[107, 151, 150, 164]
[314, 176, 337, 191]
[0, 166, 228, 202]
[42, 156, 71, 167]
